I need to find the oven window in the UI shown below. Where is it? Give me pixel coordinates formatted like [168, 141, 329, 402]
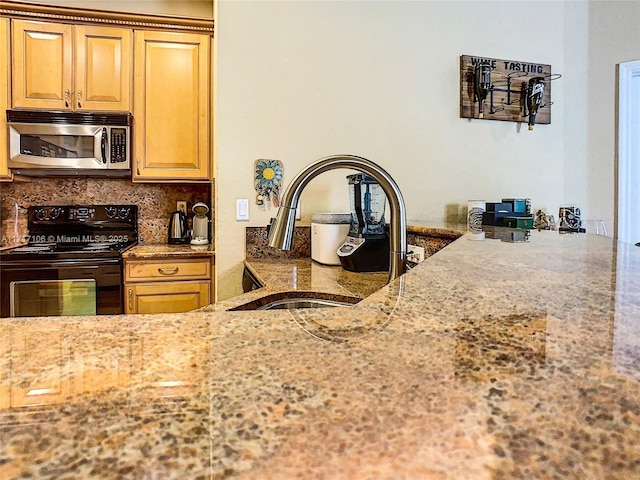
[20, 134, 95, 159]
[10, 279, 96, 317]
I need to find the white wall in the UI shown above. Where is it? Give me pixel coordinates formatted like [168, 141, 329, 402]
[586, 1, 640, 236]
[215, 0, 573, 300]
[562, 0, 589, 216]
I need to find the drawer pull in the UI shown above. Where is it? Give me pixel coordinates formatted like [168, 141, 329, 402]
[158, 267, 179, 275]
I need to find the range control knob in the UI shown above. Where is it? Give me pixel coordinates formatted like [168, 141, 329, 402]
[34, 208, 47, 220]
[105, 207, 118, 218]
[49, 207, 62, 220]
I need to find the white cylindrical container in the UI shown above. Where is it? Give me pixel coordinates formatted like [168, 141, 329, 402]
[467, 200, 486, 233]
[311, 213, 352, 265]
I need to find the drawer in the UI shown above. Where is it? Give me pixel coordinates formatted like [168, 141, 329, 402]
[125, 258, 211, 282]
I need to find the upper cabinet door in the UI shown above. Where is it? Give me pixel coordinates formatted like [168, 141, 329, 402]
[11, 20, 73, 110]
[133, 30, 210, 182]
[11, 20, 132, 111]
[74, 25, 132, 111]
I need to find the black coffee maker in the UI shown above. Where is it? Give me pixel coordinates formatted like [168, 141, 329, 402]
[337, 173, 389, 272]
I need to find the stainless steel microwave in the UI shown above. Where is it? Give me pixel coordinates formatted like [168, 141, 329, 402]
[7, 110, 132, 177]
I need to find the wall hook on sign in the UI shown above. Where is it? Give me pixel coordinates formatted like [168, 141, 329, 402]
[461, 55, 561, 130]
[254, 159, 283, 209]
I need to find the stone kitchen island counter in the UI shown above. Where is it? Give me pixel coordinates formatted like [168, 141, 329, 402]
[1, 229, 640, 479]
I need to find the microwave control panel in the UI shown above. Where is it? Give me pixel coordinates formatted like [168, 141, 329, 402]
[110, 128, 128, 164]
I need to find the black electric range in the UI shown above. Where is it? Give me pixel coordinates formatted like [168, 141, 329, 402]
[0, 205, 138, 317]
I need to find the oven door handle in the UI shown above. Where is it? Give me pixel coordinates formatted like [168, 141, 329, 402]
[101, 127, 108, 164]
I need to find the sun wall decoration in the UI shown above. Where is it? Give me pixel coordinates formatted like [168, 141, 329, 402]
[254, 159, 283, 208]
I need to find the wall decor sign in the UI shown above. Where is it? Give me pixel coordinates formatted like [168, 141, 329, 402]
[254, 159, 283, 208]
[460, 54, 560, 129]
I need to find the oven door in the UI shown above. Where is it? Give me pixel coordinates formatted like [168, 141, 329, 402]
[0, 259, 123, 318]
[11, 279, 96, 317]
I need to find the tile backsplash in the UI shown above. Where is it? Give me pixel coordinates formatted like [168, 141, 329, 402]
[0, 178, 212, 247]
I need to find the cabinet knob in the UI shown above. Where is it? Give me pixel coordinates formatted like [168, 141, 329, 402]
[136, 158, 140, 176]
[128, 288, 133, 310]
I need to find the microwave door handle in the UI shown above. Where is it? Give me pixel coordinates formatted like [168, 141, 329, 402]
[101, 128, 108, 164]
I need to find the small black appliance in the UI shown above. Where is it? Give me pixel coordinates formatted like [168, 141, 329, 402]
[337, 173, 389, 272]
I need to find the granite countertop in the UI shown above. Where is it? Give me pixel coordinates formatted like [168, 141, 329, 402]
[122, 242, 215, 259]
[2, 228, 640, 479]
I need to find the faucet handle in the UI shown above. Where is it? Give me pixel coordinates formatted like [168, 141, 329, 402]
[266, 217, 276, 237]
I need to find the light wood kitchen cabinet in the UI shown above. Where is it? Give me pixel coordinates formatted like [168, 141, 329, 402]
[124, 258, 211, 314]
[0, 17, 11, 181]
[11, 20, 132, 111]
[132, 30, 210, 182]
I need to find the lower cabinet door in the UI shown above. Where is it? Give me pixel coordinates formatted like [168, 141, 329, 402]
[126, 281, 210, 314]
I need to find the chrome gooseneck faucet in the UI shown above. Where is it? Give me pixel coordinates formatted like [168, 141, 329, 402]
[267, 154, 407, 282]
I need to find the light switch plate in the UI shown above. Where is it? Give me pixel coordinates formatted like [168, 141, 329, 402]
[236, 198, 249, 221]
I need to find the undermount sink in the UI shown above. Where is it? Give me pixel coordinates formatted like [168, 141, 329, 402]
[257, 298, 355, 310]
[229, 291, 360, 311]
